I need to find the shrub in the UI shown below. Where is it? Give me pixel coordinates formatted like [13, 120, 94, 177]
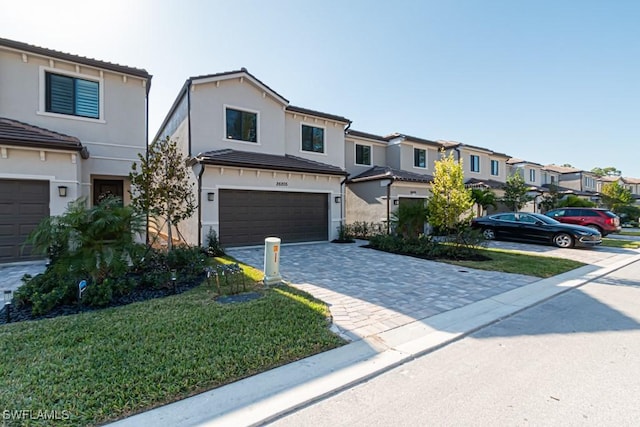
[205, 228, 225, 257]
[347, 221, 384, 239]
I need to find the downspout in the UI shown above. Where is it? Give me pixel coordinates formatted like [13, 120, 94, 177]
[340, 173, 350, 228]
[386, 180, 393, 234]
[196, 160, 205, 247]
[144, 77, 151, 245]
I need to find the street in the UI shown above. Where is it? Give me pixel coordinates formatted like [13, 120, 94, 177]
[270, 260, 640, 426]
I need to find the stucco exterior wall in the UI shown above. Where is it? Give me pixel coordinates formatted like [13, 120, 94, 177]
[0, 146, 82, 215]
[344, 138, 387, 176]
[0, 48, 148, 207]
[189, 78, 286, 156]
[284, 112, 345, 168]
[398, 143, 439, 175]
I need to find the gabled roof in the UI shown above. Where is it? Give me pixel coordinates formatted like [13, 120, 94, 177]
[345, 129, 388, 143]
[349, 165, 433, 184]
[286, 105, 350, 124]
[190, 68, 289, 105]
[194, 149, 347, 176]
[0, 117, 88, 156]
[539, 183, 599, 196]
[385, 132, 441, 148]
[0, 37, 151, 81]
[464, 178, 505, 190]
[440, 140, 510, 158]
[507, 157, 543, 167]
[543, 164, 595, 175]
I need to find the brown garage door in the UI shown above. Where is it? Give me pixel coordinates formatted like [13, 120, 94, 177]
[219, 190, 328, 247]
[0, 179, 50, 263]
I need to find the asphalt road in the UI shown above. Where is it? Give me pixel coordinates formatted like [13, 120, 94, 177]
[270, 260, 640, 426]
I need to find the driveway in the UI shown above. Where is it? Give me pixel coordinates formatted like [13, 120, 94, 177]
[228, 242, 538, 340]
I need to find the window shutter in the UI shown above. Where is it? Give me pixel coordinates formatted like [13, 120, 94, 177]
[47, 73, 74, 115]
[75, 78, 99, 118]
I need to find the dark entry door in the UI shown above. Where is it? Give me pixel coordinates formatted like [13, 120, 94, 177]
[94, 179, 124, 205]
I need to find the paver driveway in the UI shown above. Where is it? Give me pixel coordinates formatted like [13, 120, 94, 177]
[228, 242, 538, 340]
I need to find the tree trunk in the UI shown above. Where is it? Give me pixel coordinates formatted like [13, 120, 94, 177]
[167, 216, 173, 251]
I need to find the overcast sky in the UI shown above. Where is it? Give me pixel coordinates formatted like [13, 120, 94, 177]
[3, 0, 639, 176]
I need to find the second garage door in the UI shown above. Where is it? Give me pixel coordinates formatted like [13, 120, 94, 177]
[219, 190, 328, 247]
[0, 179, 50, 263]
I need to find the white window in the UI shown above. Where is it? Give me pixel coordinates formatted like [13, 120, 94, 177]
[529, 169, 536, 182]
[355, 144, 371, 166]
[470, 155, 480, 173]
[490, 160, 499, 176]
[414, 148, 427, 168]
[301, 124, 325, 153]
[225, 107, 258, 143]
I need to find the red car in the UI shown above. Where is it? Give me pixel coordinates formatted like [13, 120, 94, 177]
[545, 208, 621, 236]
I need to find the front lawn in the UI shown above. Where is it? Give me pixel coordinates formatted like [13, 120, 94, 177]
[619, 230, 640, 236]
[0, 282, 344, 426]
[443, 247, 585, 278]
[600, 238, 640, 249]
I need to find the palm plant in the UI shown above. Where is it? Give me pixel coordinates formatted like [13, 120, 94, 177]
[26, 196, 145, 284]
[391, 200, 429, 238]
[470, 188, 497, 217]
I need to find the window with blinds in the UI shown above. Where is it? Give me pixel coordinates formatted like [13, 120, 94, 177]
[45, 72, 99, 119]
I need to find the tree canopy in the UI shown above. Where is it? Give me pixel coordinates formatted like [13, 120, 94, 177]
[600, 181, 632, 211]
[129, 136, 196, 250]
[591, 166, 622, 177]
[427, 151, 473, 232]
[501, 172, 532, 211]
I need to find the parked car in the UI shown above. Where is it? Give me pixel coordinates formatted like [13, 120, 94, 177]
[545, 208, 621, 236]
[471, 212, 602, 248]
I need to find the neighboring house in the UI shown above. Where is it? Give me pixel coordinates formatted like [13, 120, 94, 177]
[345, 131, 436, 226]
[155, 68, 350, 247]
[0, 38, 151, 263]
[506, 157, 545, 212]
[598, 175, 640, 205]
[543, 164, 600, 201]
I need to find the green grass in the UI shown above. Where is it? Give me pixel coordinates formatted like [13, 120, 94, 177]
[444, 247, 585, 278]
[0, 282, 344, 426]
[600, 238, 640, 249]
[619, 230, 640, 236]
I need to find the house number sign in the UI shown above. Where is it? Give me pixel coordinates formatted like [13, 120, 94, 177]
[276, 182, 288, 187]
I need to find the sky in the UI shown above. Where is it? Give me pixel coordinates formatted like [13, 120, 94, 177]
[3, 0, 639, 177]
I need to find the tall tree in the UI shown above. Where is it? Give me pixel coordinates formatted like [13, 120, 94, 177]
[129, 136, 196, 250]
[538, 183, 560, 213]
[470, 188, 497, 217]
[591, 166, 622, 177]
[600, 181, 632, 211]
[427, 151, 473, 232]
[502, 172, 532, 211]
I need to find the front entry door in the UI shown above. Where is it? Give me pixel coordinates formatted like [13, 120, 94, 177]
[93, 179, 124, 205]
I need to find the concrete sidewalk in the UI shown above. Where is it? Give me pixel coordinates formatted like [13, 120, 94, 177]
[110, 251, 640, 427]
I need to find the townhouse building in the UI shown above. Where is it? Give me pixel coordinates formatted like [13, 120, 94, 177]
[155, 68, 350, 247]
[0, 38, 151, 263]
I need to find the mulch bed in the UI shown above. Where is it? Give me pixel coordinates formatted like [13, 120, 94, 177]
[362, 244, 492, 262]
[0, 272, 206, 325]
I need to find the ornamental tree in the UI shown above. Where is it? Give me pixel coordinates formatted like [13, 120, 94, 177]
[427, 151, 473, 232]
[129, 136, 196, 250]
[601, 181, 632, 211]
[502, 172, 532, 211]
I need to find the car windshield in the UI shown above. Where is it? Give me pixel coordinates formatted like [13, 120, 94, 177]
[603, 210, 618, 218]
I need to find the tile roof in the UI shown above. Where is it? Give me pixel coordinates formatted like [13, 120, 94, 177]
[345, 129, 388, 142]
[349, 165, 433, 184]
[464, 178, 506, 189]
[286, 105, 350, 124]
[196, 149, 347, 176]
[0, 37, 151, 80]
[507, 157, 543, 167]
[0, 117, 87, 155]
[539, 183, 599, 196]
[543, 164, 585, 174]
[385, 132, 441, 147]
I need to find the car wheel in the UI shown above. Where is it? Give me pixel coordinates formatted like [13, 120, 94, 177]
[586, 224, 603, 235]
[482, 228, 495, 240]
[553, 233, 574, 248]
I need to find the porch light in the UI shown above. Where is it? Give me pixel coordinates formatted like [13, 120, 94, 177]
[334, 195, 342, 203]
[58, 186, 68, 197]
[393, 199, 399, 206]
[207, 192, 215, 202]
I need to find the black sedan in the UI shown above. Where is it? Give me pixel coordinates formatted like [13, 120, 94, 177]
[471, 212, 602, 248]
